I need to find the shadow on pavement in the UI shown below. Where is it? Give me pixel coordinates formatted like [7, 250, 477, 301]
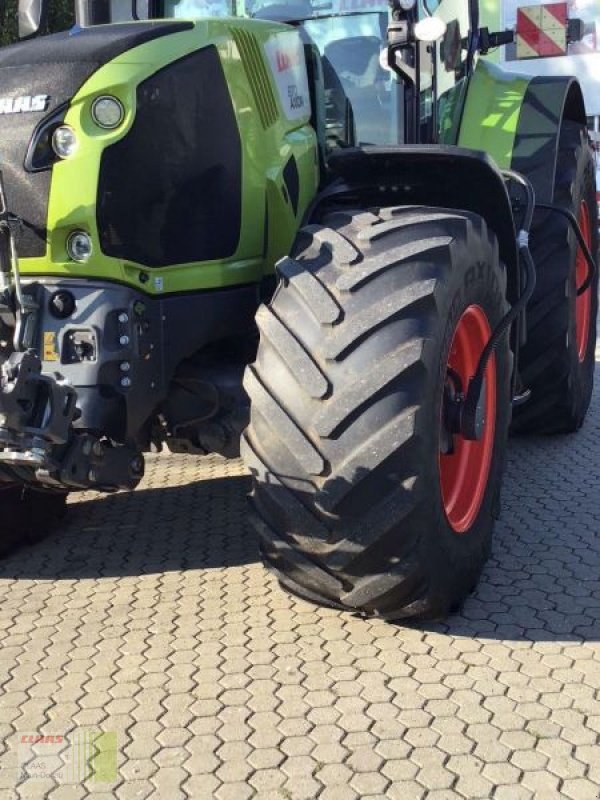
[0, 474, 257, 579]
[1, 403, 598, 643]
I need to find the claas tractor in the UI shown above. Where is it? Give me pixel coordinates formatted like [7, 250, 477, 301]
[0, 0, 596, 619]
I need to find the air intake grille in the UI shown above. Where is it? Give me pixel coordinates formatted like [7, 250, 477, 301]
[98, 46, 242, 267]
[231, 29, 278, 129]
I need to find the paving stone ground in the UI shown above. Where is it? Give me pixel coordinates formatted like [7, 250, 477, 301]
[0, 357, 599, 800]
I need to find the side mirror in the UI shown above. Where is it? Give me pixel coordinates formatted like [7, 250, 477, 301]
[18, 0, 48, 39]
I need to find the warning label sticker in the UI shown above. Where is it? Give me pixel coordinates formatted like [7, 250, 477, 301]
[43, 331, 59, 362]
[264, 31, 311, 123]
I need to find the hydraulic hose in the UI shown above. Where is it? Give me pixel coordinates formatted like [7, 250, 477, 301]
[535, 202, 597, 295]
[461, 170, 536, 438]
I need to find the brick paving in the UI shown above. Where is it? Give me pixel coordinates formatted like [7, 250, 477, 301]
[0, 358, 598, 799]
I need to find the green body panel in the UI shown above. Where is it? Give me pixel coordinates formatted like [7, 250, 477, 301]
[438, 78, 469, 145]
[18, 19, 319, 295]
[457, 59, 531, 169]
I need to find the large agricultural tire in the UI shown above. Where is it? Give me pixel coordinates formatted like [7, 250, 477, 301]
[0, 483, 67, 557]
[242, 206, 512, 620]
[512, 120, 598, 434]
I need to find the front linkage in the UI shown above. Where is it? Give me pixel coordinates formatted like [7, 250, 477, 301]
[0, 350, 143, 490]
[0, 174, 143, 492]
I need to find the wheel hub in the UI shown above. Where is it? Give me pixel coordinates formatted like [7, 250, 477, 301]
[441, 370, 487, 452]
[439, 305, 496, 534]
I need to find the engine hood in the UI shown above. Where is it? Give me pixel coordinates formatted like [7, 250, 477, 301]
[0, 21, 194, 112]
[0, 21, 193, 69]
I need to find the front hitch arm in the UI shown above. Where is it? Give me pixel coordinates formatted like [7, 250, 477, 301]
[0, 171, 39, 352]
[0, 350, 144, 491]
[0, 349, 77, 466]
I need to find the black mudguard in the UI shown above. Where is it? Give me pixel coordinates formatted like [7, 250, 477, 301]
[310, 145, 519, 300]
[511, 76, 587, 203]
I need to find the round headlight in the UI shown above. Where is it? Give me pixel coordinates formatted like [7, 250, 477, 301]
[52, 126, 78, 159]
[398, 0, 416, 9]
[91, 96, 125, 129]
[52, 125, 79, 158]
[67, 231, 92, 263]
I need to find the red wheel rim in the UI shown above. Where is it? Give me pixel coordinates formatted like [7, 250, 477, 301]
[575, 200, 592, 362]
[439, 305, 496, 533]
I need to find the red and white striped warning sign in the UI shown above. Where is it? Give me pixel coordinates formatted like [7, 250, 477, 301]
[516, 2, 568, 58]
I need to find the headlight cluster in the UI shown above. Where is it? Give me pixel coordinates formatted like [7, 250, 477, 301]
[49, 96, 124, 162]
[48, 96, 124, 263]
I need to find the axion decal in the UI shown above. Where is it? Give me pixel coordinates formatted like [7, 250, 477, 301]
[516, 3, 568, 58]
[264, 32, 311, 123]
[0, 95, 49, 114]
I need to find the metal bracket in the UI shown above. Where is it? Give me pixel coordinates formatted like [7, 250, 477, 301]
[0, 350, 77, 466]
[0, 350, 143, 490]
[0, 170, 39, 352]
[53, 434, 144, 490]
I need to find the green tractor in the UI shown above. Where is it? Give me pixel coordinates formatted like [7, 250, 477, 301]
[0, 0, 596, 618]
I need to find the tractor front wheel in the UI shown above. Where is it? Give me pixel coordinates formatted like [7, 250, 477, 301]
[243, 206, 511, 619]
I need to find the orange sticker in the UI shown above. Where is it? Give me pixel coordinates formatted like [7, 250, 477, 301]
[43, 331, 59, 362]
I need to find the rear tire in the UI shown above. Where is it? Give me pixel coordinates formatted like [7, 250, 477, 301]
[243, 207, 511, 620]
[512, 120, 598, 434]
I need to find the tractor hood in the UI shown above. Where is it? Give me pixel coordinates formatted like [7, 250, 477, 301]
[0, 20, 193, 74]
[0, 21, 192, 258]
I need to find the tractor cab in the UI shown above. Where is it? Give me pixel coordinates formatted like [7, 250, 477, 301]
[110, 0, 235, 19]
[295, 8, 398, 146]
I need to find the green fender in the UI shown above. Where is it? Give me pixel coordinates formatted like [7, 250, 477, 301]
[457, 60, 530, 170]
[456, 59, 587, 203]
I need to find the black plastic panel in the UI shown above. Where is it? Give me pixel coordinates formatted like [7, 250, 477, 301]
[283, 156, 300, 216]
[0, 66, 83, 257]
[97, 46, 242, 268]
